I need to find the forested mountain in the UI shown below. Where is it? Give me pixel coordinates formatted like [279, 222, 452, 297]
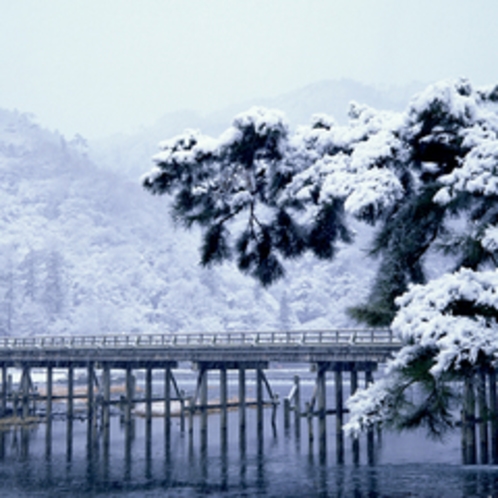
[1, 81, 399, 336]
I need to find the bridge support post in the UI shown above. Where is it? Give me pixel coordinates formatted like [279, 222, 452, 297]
[463, 374, 477, 465]
[102, 364, 111, 427]
[350, 369, 360, 465]
[46, 365, 53, 422]
[365, 369, 375, 465]
[188, 396, 194, 439]
[145, 366, 153, 462]
[306, 401, 313, 450]
[257, 367, 264, 438]
[67, 365, 74, 420]
[490, 369, 498, 464]
[46, 365, 53, 458]
[21, 365, 30, 419]
[125, 366, 134, 425]
[220, 367, 227, 440]
[66, 365, 74, 463]
[179, 391, 186, 434]
[87, 362, 94, 421]
[164, 367, 171, 440]
[1, 365, 6, 418]
[239, 366, 246, 435]
[477, 370, 489, 464]
[124, 415, 133, 482]
[284, 397, 290, 431]
[102, 364, 111, 462]
[0, 425, 4, 460]
[335, 368, 344, 464]
[294, 375, 301, 440]
[239, 365, 247, 458]
[146, 367, 152, 424]
[200, 366, 208, 448]
[317, 364, 327, 462]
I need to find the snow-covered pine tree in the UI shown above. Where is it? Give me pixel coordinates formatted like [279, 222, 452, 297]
[342, 80, 498, 441]
[349, 79, 498, 324]
[142, 107, 353, 286]
[143, 79, 498, 328]
[345, 268, 498, 439]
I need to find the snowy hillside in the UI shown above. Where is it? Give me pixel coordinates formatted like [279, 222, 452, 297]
[0, 100, 378, 337]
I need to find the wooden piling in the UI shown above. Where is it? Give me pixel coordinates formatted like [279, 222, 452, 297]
[103, 364, 111, 428]
[67, 365, 74, 420]
[21, 365, 30, 419]
[45, 365, 53, 460]
[66, 414, 73, 463]
[46, 365, 53, 421]
[188, 396, 194, 439]
[220, 367, 227, 437]
[271, 393, 278, 435]
[66, 365, 74, 463]
[145, 436, 152, 482]
[365, 369, 374, 465]
[21, 426, 29, 460]
[103, 364, 111, 458]
[317, 365, 327, 461]
[144, 367, 152, 461]
[180, 390, 186, 434]
[477, 370, 489, 464]
[12, 391, 18, 418]
[87, 362, 94, 420]
[1, 365, 6, 417]
[306, 401, 313, 449]
[164, 367, 171, 439]
[335, 369, 344, 464]
[200, 367, 208, 443]
[351, 369, 360, 465]
[239, 366, 246, 433]
[124, 416, 133, 482]
[125, 366, 134, 425]
[284, 397, 291, 431]
[463, 374, 477, 465]
[145, 367, 152, 425]
[489, 369, 498, 464]
[0, 430, 4, 460]
[294, 375, 301, 439]
[257, 368, 264, 437]
[220, 372, 228, 464]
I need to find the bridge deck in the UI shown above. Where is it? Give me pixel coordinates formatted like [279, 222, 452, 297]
[0, 330, 400, 367]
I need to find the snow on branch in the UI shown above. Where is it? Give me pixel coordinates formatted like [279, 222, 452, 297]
[345, 268, 498, 437]
[142, 78, 498, 289]
[392, 268, 498, 376]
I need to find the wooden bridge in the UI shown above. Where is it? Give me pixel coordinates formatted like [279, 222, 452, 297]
[0, 329, 400, 464]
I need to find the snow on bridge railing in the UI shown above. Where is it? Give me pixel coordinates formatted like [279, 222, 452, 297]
[0, 329, 400, 350]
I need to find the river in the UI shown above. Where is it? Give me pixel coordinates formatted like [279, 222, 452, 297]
[0, 365, 497, 497]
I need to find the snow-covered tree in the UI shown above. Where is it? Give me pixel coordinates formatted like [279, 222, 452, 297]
[345, 268, 498, 438]
[143, 79, 498, 326]
[142, 107, 355, 286]
[349, 79, 498, 325]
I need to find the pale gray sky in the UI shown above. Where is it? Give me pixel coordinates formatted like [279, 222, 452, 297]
[1, 0, 497, 139]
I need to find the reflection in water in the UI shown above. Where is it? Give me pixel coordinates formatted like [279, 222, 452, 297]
[0, 412, 498, 497]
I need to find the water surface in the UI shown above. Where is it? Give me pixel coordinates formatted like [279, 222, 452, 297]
[0, 366, 497, 497]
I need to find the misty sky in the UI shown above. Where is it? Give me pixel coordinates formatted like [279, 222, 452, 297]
[1, 0, 498, 139]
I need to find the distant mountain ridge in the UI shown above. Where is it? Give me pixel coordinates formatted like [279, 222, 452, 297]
[210, 78, 426, 127]
[90, 79, 426, 179]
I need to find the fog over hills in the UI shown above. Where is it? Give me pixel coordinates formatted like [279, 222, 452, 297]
[91, 79, 425, 179]
[0, 80, 423, 337]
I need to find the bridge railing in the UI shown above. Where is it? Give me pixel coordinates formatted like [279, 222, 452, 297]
[0, 329, 399, 350]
